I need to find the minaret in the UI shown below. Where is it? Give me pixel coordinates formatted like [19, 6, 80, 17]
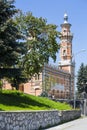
[58, 13, 75, 99]
[59, 13, 74, 74]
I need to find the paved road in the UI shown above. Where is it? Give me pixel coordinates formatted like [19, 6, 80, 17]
[45, 117, 87, 130]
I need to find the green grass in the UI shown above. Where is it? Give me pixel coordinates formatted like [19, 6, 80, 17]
[0, 90, 72, 111]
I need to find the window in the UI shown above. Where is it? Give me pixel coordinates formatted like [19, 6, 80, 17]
[63, 29, 66, 32]
[35, 74, 40, 80]
[63, 50, 66, 56]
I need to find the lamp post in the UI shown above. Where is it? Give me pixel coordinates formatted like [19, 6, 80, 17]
[81, 82, 87, 98]
[81, 82, 87, 116]
[72, 49, 86, 109]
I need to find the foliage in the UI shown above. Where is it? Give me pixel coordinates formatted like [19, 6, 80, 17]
[76, 63, 87, 94]
[0, 0, 27, 89]
[0, 68, 28, 90]
[39, 91, 48, 97]
[0, 1, 60, 89]
[15, 12, 60, 77]
[0, 0, 24, 67]
[0, 90, 72, 111]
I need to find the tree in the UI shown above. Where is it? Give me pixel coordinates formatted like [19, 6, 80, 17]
[0, 1, 60, 89]
[15, 12, 60, 78]
[0, 0, 24, 68]
[77, 63, 87, 94]
[0, 0, 26, 89]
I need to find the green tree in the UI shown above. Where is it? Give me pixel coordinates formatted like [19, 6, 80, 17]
[77, 63, 87, 94]
[0, 0, 23, 68]
[0, 0, 26, 89]
[15, 12, 60, 78]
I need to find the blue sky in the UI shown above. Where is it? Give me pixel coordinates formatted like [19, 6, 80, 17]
[14, 0, 87, 75]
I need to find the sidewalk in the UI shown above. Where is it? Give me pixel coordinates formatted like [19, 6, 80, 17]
[45, 116, 87, 130]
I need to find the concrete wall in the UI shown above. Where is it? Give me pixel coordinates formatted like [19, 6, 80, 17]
[0, 110, 81, 130]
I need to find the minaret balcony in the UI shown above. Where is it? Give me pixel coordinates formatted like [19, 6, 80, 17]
[61, 32, 73, 37]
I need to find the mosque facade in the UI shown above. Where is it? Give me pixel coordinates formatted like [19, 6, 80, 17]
[19, 13, 75, 99]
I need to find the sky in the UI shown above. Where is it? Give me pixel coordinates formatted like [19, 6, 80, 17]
[14, 0, 87, 76]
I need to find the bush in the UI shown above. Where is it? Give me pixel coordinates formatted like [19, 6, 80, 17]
[39, 91, 48, 97]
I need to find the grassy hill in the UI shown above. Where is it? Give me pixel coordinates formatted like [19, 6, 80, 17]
[0, 90, 72, 111]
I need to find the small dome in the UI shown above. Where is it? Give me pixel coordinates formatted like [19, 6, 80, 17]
[64, 13, 68, 23]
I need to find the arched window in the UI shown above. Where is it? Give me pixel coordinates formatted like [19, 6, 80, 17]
[63, 50, 66, 56]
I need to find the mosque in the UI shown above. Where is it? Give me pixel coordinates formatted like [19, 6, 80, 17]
[2, 13, 75, 99]
[19, 13, 75, 99]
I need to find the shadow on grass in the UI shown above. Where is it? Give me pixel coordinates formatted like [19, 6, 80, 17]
[0, 108, 4, 111]
[0, 91, 51, 109]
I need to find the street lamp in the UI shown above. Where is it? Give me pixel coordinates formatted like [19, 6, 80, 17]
[80, 82, 87, 116]
[72, 49, 86, 109]
[81, 82, 87, 98]
[72, 49, 86, 62]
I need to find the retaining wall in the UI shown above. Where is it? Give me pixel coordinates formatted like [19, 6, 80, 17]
[59, 110, 81, 122]
[0, 110, 81, 130]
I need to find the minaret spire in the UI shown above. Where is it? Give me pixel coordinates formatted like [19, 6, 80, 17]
[64, 13, 68, 23]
